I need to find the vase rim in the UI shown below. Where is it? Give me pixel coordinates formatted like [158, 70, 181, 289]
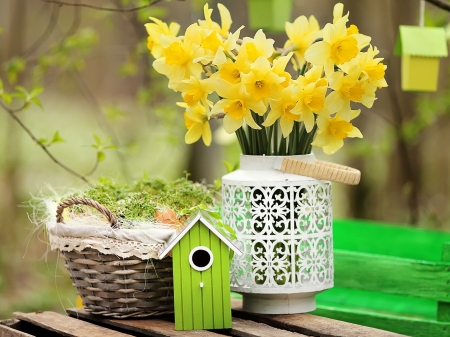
[239, 153, 316, 170]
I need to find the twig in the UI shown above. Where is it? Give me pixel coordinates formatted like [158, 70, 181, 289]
[41, 0, 166, 12]
[425, 0, 450, 12]
[0, 101, 93, 186]
[209, 112, 225, 120]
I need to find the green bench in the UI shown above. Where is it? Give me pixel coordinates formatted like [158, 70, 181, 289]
[314, 218, 450, 337]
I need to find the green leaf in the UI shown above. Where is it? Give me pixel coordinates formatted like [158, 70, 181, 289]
[97, 151, 106, 163]
[30, 97, 43, 109]
[1, 92, 12, 104]
[51, 131, 65, 144]
[37, 138, 48, 146]
[93, 134, 102, 147]
[30, 87, 44, 98]
[6, 57, 26, 84]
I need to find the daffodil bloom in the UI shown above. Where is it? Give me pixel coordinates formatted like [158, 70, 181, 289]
[153, 24, 204, 89]
[284, 15, 321, 67]
[332, 3, 344, 23]
[241, 56, 285, 102]
[271, 53, 293, 88]
[175, 76, 215, 113]
[210, 79, 266, 133]
[184, 104, 212, 146]
[215, 49, 251, 84]
[341, 45, 388, 92]
[240, 29, 275, 62]
[145, 17, 180, 58]
[312, 110, 362, 154]
[194, 27, 242, 66]
[263, 86, 300, 137]
[291, 67, 328, 132]
[198, 3, 232, 38]
[304, 9, 370, 77]
[326, 66, 375, 121]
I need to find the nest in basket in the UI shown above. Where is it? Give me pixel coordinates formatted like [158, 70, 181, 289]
[43, 176, 217, 318]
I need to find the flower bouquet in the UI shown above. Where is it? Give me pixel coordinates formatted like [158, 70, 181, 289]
[145, 2, 388, 314]
[145, 2, 387, 155]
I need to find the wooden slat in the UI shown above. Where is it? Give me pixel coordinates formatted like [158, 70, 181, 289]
[231, 299, 407, 337]
[314, 306, 450, 337]
[13, 311, 132, 337]
[200, 223, 214, 329]
[189, 223, 203, 330]
[220, 241, 232, 328]
[334, 249, 450, 302]
[67, 308, 224, 336]
[231, 317, 309, 337]
[438, 242, 450, 321]
[0, 320, 33, 337]
[210, 232, 224, 329]
[180, 230, 193, 330]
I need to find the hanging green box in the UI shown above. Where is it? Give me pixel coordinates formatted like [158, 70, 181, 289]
[247, 0, 292, 32]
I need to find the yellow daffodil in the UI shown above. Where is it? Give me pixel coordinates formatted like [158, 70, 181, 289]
[175, 76, 215, 113]
[263, 86, 300, 137]
[271, 53, 294, 88]
[341, 45, 388, 92]
[240, 29, 275, 62]
[145, 17, 181, 58]
[333, 3, 344, 23]
[195, 27, 242, 66]
[198, 3, 233, 38]
[210, 79, 266, 133]
[312, 109, 362, 154]
[284, 15, 321, 67]
[184, 104, 212, 146]
[291, 66, 328, 132]
[304, 4, 370, 77]
[326, 66, 375, 121]
[241, 56, 285, 102]
[153, 24, 204, 89]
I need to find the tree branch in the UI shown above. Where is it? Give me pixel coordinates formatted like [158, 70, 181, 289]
[41, 0, 166, 12]
[425, 0, 450, 12]
[0, 101, 93, 186]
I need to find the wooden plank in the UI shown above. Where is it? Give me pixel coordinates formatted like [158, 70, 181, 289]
[231, 317, 309, 337]
[13, 311, 133, 337]
[67, 308, 224, 336]
[0, 321, 34, 337]
[189, 223, 204, 330]
[334, 219, 450, 261]
[231, 299, 407, 337]
[220, 240, 232, 328]
[334, 249, 450, 302]
[200, 223, 214, 329]
[172, 244, 184, 330]
[210, 230, 224, 329]
[179, 230, 193, 330]
[314, 306, 450, 337]
[438, 242, 450, 321]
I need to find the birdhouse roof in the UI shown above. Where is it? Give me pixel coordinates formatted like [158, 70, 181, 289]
[395, 26, 448, 58]
[158, 210, 242, 259]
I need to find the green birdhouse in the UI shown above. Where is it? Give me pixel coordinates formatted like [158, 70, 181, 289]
[159, 210, 242, 331]
[395, 25, 448, 92]
[247, 0, 292, 32]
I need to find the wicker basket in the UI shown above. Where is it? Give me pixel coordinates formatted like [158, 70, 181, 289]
[56, 198, 174, 318]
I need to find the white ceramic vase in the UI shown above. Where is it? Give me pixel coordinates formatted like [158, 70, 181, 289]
[222, 154, 333, 314]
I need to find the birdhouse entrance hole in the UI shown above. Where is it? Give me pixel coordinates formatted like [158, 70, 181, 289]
[189, 246, 213, 271]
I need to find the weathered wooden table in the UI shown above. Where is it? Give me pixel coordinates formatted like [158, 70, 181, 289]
[1, 299, 409, 337]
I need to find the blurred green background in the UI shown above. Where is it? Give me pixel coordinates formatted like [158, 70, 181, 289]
[1, 0, 450, 318]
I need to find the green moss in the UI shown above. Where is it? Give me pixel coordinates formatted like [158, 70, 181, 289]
[72, 176, 216, 223]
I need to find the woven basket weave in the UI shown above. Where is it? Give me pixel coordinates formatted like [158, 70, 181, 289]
[56, 197, 174, 318]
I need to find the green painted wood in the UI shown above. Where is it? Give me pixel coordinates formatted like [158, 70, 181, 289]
[189, 223, 203, 330]
[334, 219, 450, 262]
[172, 244, 184, 330]
[334, 249, 450, 302]
[210, 231, 224, 329]
[438, 243, 450, 322]
[315, 305, 450, 337]
[220, 241, 232, 328]
[315, 287, 437, 319]
[199, 224, 214, 329]
[179, 230, 193, 330]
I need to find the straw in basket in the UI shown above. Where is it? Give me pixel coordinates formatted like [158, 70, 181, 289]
[55, 197, 175, 318]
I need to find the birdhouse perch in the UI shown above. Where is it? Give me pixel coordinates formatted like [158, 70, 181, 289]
[395, 25, 448, 92]
[159, 210, 242, 331]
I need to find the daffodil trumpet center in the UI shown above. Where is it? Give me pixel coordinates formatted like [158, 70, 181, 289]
[224, 99, 246, 119]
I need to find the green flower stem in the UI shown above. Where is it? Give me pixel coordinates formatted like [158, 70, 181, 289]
[236, 127, 249, 155]
[266, 124, 274, 155]
[273, 119, 279, 155]
[278, 135, 287, 155]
